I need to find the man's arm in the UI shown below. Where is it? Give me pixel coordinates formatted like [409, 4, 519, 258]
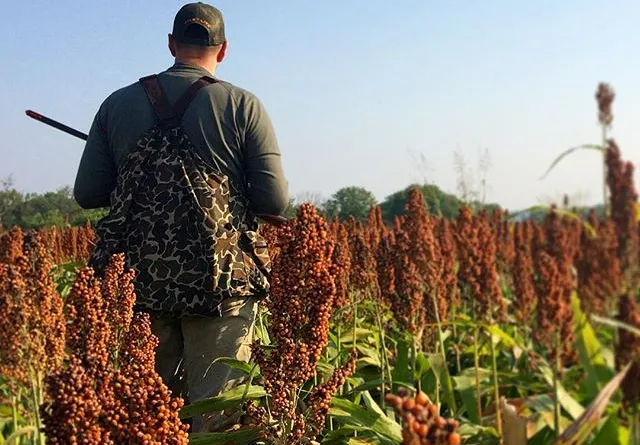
[73, 103, 117, 209]
[240, 94, 289, 216]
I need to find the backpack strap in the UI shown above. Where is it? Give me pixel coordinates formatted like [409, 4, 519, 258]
[171, 76, 217, 121]
[139, 74, 217, 126]
[139, 74, 173, 122]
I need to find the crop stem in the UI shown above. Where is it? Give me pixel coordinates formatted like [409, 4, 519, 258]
[474, 324, 482, 426]
[452, 308, 462, 375]
[375, 301, 388, 407]
[337, 324, 343, 396]
[489, 327, 502, 438]
[553, 333, 561, 438]
[630, 406, 640, 445]
[351, 292, 357, 354]
[30, 370, 44, 445]
[601, 122, 608, 216]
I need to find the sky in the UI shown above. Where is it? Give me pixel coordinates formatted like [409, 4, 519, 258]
[2, 0, 640, 211]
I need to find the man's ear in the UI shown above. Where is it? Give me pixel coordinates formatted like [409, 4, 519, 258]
[168, 34, 177, 57]
[217, 41, 228, 63]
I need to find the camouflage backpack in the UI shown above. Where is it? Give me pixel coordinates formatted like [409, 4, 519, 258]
[88, 74, 271, 317]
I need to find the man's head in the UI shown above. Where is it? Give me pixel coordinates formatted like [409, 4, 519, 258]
[168, 3, 228, 73]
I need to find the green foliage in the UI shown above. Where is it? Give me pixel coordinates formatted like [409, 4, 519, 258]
[2, 177, 510, 230]
[2, 238, 637, 445]
[324, 186, 377, 222]
[282, 198, 299, 219]
[554, 365, 631, 445]
[379, 183, 500, 222]
[187, 429, 261, 444]
[329, 397, 403, 443]
[177, 291, 636, 445]
[510, 204, 606, 224]
[0, 181, 107, 229]
[380, 184, 453, 221]
[179, 385, 266, 419]
[539, 144, 605, 181]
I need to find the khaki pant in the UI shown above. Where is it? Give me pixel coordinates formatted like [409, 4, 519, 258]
[149, 296, 258, 433]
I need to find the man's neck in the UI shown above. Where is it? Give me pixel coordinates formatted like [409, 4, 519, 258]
[174, 57, 216, 75]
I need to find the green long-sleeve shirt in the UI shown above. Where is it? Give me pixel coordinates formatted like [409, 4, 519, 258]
[73, 62, 289, 216]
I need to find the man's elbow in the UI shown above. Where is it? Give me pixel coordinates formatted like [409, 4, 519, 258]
[74, 188, 94, 209]
[261, 196, 289, 216]
[74, 187, 106, 210]
[252, 188, 290, 216]
[269, 192, 290, 216]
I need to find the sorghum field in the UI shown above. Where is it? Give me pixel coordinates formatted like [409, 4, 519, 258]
[1, 85, 639, 445]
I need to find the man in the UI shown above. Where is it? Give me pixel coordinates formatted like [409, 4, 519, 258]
[73, 2, 289, 432]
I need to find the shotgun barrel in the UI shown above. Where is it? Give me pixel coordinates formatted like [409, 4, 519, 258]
[26, 110, 89, 141]
[25, 109, 289, 226]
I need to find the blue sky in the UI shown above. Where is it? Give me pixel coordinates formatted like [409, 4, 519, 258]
[2, 0, 640, 211]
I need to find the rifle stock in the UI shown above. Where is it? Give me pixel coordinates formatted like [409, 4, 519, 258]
[25, 109, 290, 226]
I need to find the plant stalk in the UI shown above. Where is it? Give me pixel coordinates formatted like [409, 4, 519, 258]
[601, 122, 608, 216]
[435, 373, 441, 410]
[430, 293, 448, 371]
[30, 371, 44, 445]
[11, 392, 19, 440]
[327, 322, 335, 432]
[452, 313, 462, 375]
[411, 333, 417, 390]
[489, 328, 502, 438]
[553, 333, 561, 438]
[351, 291, 358, 440]
[380, 313, 393, 387]
[374, 302, 388, 407]
[474, 324, 482, 426]
[337, 324, 343, 396]
[352, 292, 357, 354]
[431, 292, 447, 411]
[630, 404, 639, 445]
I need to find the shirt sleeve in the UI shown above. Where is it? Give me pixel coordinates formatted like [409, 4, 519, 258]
[239, 94, 290, 216]
[73, 102, 117, 209]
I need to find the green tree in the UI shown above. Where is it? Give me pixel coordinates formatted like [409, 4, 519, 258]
[380, 183, 462, 222]
[0, 176, 25, 227]
[0, 190, 24, 228]
[324, 186, 377, 222]
[0, 178, 107, 229]
[380, 183, 503, 223]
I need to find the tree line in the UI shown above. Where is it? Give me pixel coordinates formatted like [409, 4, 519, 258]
[0, 178, 107, 229]
[284, 184, 501, 223]
[1, 175, 507, 230]
[2, 174, 607, 231]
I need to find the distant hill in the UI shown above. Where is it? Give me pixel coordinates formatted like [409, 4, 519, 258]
[508, 203, 605, 222]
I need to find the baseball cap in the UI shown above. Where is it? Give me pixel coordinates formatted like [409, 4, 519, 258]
[172, 3, 226, 46]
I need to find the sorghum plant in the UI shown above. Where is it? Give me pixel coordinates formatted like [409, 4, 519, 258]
[615, 293, 640, 410]
[606, 139, 639, 289]
[249, 204, 354, 444]
[575, 211, 620, 316]
[0, 230, 65, 442]
[40, 253, 189, 444]
[385, 388, 461, 445]
[512, 221, 536, 326]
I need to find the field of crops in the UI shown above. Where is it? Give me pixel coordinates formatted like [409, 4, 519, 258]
[1, 85, 640, 445]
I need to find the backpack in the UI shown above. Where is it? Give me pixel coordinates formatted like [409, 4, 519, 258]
[88, 74, 271, 317]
